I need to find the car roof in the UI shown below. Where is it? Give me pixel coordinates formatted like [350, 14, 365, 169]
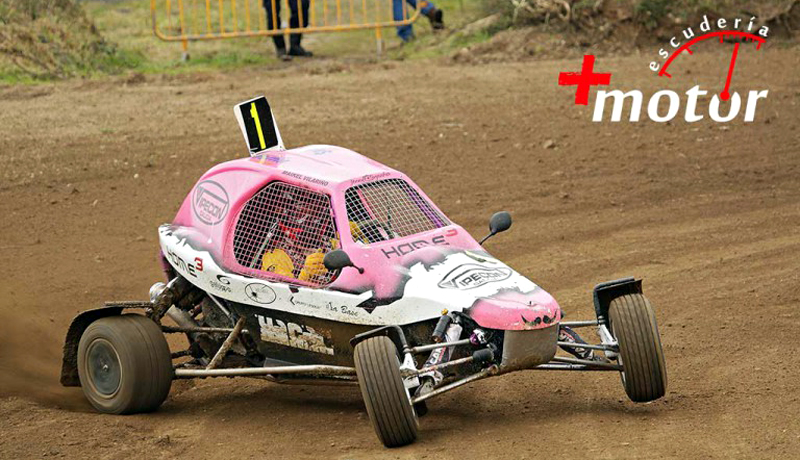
[230, 144, 399, 191]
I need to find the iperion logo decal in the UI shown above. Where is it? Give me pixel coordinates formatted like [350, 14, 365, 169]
[559, 15, 769, 123]
[438, 264, 512, 290]
[192, 180, 230, 225]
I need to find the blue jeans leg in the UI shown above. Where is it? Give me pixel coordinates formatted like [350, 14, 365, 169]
[393, 0, 413, 41]
[393, 0, 436, 41]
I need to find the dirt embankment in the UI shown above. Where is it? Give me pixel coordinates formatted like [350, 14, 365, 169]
[0, 44, 799, 458]
[0, 0, 124, 79]
[454, 0, 800, 63]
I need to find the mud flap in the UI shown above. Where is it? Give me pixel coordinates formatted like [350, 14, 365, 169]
[59, 306, 124, 387]
[350, 325, 410, 356]
[592, 277, 643, 323]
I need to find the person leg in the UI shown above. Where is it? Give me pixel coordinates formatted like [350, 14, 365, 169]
[263, 0, 288, 58]
[288, 0, 313, 56]
[418, 0, 444, 30]
[393, 0, 414, 42]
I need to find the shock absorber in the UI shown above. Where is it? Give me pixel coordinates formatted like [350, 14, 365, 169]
[148, 275, 204, 323]
[421, 314, 463, 385]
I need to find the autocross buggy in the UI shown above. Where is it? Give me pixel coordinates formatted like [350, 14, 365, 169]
[60, 97, 667, 447]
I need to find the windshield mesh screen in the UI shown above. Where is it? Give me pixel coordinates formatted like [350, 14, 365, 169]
[345, 179, 448, 244]
[232, 182, 337, 286]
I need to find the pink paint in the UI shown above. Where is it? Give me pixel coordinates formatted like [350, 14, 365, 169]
[171, 145, 562, 331]
[469, 289, 562, 330]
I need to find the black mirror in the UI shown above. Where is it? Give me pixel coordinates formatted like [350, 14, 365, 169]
[479, 211, 512, 245]
[489, 211, 512, 234]
[324, 249, 364, 274]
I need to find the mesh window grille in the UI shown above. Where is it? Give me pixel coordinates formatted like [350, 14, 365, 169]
[345, 178, 448, 244]
[232, 182, 338, 286]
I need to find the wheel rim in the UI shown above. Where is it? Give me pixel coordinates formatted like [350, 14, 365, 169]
[86, 339, 122, 398]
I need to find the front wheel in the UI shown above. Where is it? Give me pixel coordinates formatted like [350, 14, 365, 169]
[609, 293, 667, 402]
[77, 314, 173, 414]
[354, 336, 418, 447]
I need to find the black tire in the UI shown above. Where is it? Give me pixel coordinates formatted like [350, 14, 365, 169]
[609, 293, 667, 402]
[354, 336, 418, 447]
[77, 314, 173, 414]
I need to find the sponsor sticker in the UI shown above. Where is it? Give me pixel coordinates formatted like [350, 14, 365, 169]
[244, 283, 277, 304]
[438, 264, 512, 290]
[192, 180, 230, 225]
[256, 315, 334, 355]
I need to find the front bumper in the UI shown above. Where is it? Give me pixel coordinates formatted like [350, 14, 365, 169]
[500, 325, 559, 371]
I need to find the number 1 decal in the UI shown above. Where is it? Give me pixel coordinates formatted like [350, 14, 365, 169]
[250, 102, 267, 150]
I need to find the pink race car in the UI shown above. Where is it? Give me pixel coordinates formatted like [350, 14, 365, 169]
[60, 97, 667, 447]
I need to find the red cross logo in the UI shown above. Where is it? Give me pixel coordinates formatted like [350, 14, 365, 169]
[558, 55, 612, 105]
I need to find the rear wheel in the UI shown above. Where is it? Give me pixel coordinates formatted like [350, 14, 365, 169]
[609, 293, 667, 402]
[354, 336, 418, 447]
[77, 314, 173, 414]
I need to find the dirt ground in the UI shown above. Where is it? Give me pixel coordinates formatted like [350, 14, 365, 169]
[0, 43, 799, 459]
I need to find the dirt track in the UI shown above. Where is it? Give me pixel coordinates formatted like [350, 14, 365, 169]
[1, 45, 799, 459]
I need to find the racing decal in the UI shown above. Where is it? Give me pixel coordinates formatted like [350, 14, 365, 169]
[256, 315, 334, 355]
[381, 229, 457, 259]
[350, 172, 392, 186]
[281, 171, 329, 186]
[250, 151, 286, 167]
[438, 264, 512, 290]
[192, 180, 230, 226]
[245, 283, 277, 304]
[165, 246, 203, 278]
[209, 275, 232, 293]
[289, 297, 362, 318]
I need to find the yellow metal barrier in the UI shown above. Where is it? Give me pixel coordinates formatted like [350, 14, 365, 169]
[150, 0, 426, 55]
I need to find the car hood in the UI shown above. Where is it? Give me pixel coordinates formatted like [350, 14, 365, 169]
[355, 248, 562, 330]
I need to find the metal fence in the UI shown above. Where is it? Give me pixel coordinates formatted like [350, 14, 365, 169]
[150, 0, 426, 56]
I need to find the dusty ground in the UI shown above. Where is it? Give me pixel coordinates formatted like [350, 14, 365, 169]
[0, 42, 799, 459]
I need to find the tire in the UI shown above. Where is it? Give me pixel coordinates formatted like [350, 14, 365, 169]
[609, 293, 667, 402]
[354, 336, 418, 447]
[77, 314, 173, 414]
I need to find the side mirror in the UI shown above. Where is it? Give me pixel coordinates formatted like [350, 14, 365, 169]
[479, 211, 512, 245]
[323, 249, 364, 274]
[489, 211, 512, 234]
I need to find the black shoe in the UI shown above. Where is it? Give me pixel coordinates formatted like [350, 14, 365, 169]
[276, 47, 292, 61]
[426, 8, 444, 30]
[288, 46, 313, 57]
